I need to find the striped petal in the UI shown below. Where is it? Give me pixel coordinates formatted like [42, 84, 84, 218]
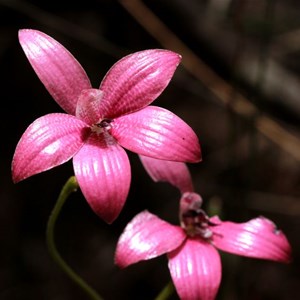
[211, 216, 292, 263]
[168, 238, 222, 300]
[12, 113, 88, 183]
[76, 89, 103, 125]
[19, 29, 92, 115]
[139, 155, 194, 193]
[111, 106, 201, 163]
[115, 210, 186, 268]
[98, 49, 181, 119]
[73, 133, 131, 224]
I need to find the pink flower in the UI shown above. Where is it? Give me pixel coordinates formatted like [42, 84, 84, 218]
[12, 29, 201, 223]
[115, 156, 292, 300]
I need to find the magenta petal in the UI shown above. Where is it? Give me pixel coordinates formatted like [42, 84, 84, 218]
[19, 29, 92, 115]
[12, 113, 88, 183]
[112, 106, 201, 163]
[73, 134, 131, 224]
[168, 238, 222, 300]
[98, 49, 181, 118]
[211, 216, 292, 263]
[139, 155, 194, 193]
[115, 211, 186, 268]
[76, 89, 103, 125]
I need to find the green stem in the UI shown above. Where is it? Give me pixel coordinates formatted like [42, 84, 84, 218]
[46, 176, 103, 300]
[155, 281, 175, 300]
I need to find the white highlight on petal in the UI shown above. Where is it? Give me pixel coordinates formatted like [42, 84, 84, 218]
[129, 232, 153, 253]
[41, 140, 61, 155]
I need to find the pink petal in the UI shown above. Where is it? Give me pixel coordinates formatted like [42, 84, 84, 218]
[19, 29, 92, 115]
[111, 106, 201, 163]
[73, 133, 131, 224]
[76, 89, 103, 125]
[12, 113, 89, 183]
[139, 155, 194, 193]
[115, 210, 186, 268]
[98, 49, 181, 119]
[168, 238, 222, 300]
[211, 216, 292, 263]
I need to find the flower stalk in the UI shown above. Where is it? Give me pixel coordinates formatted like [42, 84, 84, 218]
[46, 176, 103, 300]
[154, 281, 175, 300]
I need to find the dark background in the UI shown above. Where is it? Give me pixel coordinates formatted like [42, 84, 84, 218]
[0, 0, 299, 299]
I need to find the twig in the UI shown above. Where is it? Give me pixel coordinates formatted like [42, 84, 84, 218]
[119, 0, 300, 162]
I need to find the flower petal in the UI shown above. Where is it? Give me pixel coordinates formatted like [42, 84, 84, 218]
[168, 238, 222, 300]
[98, 49, 181, 118]
[139, 155, 194, 193]
[73, 133, 131, 224]
[19, 29, 92, 115]
[211, 216, 292, 263]
[115, 210, 186, 268]
[76, 89, 103, 125]
[111, 106, 201, 163]
[12, 113, 89, 183]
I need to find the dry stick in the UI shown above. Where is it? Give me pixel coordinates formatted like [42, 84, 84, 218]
[119, 0, 300, 162]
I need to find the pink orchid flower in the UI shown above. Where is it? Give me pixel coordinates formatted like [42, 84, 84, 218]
[12, 29, 201, 224]
[115, 156, 292, 300]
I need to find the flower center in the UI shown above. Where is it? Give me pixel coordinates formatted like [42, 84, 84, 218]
[181, 208, 214, 239]
[91, 118, 113, 134]
[180, 192, 216, 239]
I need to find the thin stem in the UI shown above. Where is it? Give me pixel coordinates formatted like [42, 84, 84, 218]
[154, 281, 175, 300]
[46, 176, 103, 300]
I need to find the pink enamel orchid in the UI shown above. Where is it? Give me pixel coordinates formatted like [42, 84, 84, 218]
[12, 29, 201, 224]
[115, 156, 292, 300]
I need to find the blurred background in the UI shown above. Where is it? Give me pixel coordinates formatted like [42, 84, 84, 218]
[0, 0, 299, 299]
